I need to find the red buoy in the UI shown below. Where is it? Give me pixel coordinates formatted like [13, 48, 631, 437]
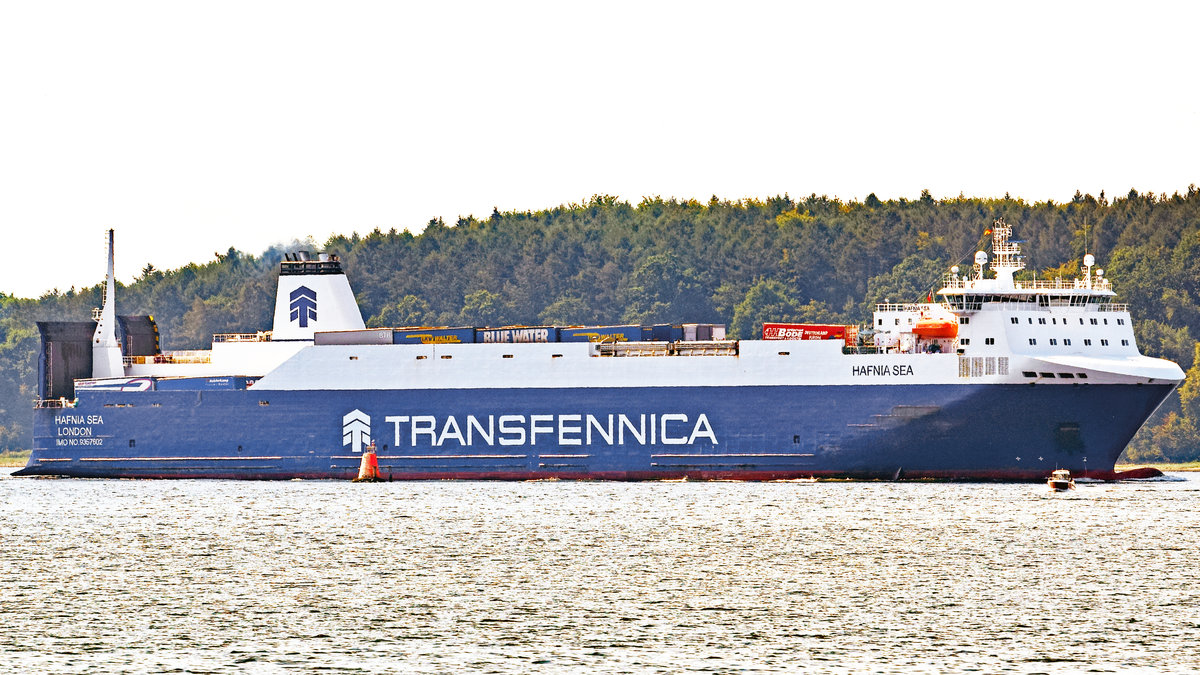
[353, 444, 381, 482]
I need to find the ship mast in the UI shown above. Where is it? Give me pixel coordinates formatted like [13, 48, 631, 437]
[987, 218, 1024, 289]
[92, 229, 124, 378]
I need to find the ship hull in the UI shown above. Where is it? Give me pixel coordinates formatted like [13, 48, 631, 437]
[18, 382, 1174, 481]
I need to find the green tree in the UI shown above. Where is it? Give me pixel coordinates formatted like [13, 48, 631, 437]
[369, 295, 432, 328]
[459, 289, 507, 326]
[730, 279, 836, 339]
[620, 252, 714, 324]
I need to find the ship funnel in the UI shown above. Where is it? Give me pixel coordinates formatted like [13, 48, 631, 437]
[92, 229, 125, 378]
[271, 252, 365, 340]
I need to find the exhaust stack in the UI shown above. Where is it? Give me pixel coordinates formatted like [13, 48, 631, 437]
[271, 251, 365, 340]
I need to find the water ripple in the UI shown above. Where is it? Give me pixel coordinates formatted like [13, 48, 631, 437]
[3, 474, 1200, 673]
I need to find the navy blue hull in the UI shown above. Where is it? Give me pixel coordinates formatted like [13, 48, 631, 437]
[19, 382, 1174, 480]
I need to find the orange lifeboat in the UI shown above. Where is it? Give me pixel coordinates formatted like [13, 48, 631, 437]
[913, 317, 958, 339]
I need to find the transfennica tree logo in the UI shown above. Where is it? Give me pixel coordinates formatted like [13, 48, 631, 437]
[343, 409, 371, 453]
[289, 286, 317, 327]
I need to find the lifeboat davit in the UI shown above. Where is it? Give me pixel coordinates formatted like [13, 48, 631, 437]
[913, 317, 958, 338]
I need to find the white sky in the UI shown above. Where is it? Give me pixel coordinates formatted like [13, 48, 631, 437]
[2, 1, 1197, 298]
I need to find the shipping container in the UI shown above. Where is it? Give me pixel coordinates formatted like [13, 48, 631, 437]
[681, 323, 726, 341]
[559, 325, 644, 343]
[646, 324, 684, 342]
[392, 327, 477, 345]
[476, 326, 557, 343]
[154, 376, 255, 391]
[314, 328, 393, 345]
[762, 323, 848, 342]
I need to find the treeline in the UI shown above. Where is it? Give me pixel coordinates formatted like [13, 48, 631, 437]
[2, 188, 1200, 461]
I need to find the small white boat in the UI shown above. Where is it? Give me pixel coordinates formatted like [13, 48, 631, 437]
[1047, 469, 1076, 491]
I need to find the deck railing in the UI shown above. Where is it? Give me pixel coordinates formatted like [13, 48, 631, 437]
[213, 332, 272, 343]
[124, 350, 212, 365]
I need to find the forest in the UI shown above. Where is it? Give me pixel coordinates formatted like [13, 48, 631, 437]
[3, 188, 1200, 462]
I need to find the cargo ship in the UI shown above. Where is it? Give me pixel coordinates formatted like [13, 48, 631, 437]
[17, 221, 1184, 480]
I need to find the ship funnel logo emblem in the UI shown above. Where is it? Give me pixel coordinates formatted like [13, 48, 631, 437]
[290, 286, 317, 327]
[343, 409, 371, 453]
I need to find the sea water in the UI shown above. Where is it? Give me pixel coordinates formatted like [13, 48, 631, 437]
[2, 472, 1199, 673]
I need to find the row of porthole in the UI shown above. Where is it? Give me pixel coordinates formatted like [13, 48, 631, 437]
[1012, 316, 1126, 326]
[1025, 338, 1128, 347]
[1022, 371, 1088, 379]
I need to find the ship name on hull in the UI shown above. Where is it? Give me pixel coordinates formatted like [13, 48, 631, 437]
[851, 364, 915, 377]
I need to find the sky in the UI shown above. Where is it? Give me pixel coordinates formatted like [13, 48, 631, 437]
[1, 1, 1197, 298]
